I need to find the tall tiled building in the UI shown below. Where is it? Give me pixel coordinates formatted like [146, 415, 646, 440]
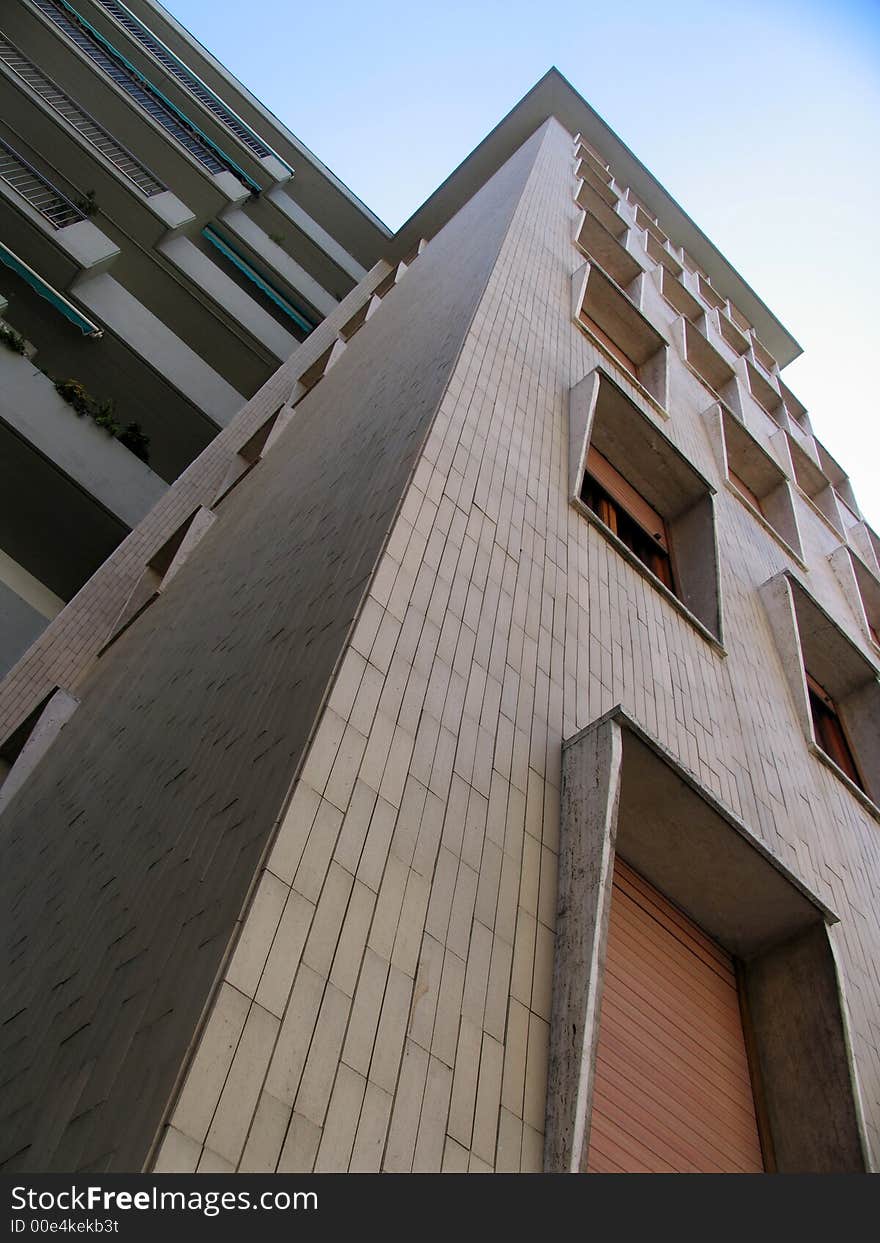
[0, 53, 877, 1174]
[0, 0, 386, 679]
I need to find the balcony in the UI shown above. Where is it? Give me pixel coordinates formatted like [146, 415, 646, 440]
[0, 134, 83, 229]
[0, 31, 166, 199]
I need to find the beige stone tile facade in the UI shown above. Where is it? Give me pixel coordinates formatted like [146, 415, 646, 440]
[147, 118, 880, 1171]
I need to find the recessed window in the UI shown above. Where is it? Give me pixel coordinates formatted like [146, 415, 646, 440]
[751, 334, 777, 376]
[572, 262, 668, 408]
[574, 181, 625, 239]
[546, 708, 870, 1174]
[574, 141, 612, 184]
[678, 317, 738, 407]
[829, 543, 880, 657]
[575, 211, 642, 289]
[696, 273, 725, 312]
[657, 265, 702, 322]
[643, 231, 683, 277]
[716, 309, 750, 356]
[580, 447, 674, 590]
[745, 358, 784, 423]
[707, 405, 803, 561]
[761, 571, 880, 811]
[806, 673, 865, 793]
[575, 163, 617, 208]
[787, 435, 846, 536]
[570, 366, 720, 640]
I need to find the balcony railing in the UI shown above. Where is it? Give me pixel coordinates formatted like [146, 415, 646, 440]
[0, 30, 165, 198]
[94, 0, 288, 169]
[0, 135, 84, 228]
[30, 0, 259, 191]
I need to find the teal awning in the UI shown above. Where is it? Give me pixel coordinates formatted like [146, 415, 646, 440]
[0, 242, 102, 337]
[202, 227, 315, 335]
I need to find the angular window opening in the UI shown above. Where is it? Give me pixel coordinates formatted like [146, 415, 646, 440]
[852, 555, 880, 649]
[576, 163, 617, 208]
[658, 265, 702, 323]
[829, 544, 880, 654]
[727, 302, 752, 334]
[745, 358, 784, 424]
[806, 673, 865, 793]
[679, 317, 738, 408]
[570, 367, 720, 640]
[399, 238, 427, 268]
[546, 709, 870, 1174]
[575, 211, 641, 290]
[339, 300, 371, 342]
[815, 441, 860, 520]
[0, 687, 79, 815]
[788, 435, 846, 536]
[751, 335, 777, 377]
[573, 262, 668, 408]
[632, 202, 668, 247]
[575, 181, 626, 239]
[643, 231, 683, 277]
[696, 274, 725, 312]
[716, 310, 750, 357]
[761, 571, 880, 811]
[728, 467, 763, 513]
[574, 141, 612, 184]
[580, 447, 674, 590]
[708, 406, 803, 561]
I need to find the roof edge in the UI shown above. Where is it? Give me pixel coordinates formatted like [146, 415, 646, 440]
[388, 68, 801, 367]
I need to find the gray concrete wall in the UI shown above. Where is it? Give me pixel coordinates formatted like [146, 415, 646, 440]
[0, 581, 46, 681]
[0, 349, 166, 530]
[0, 123, 546, 1173]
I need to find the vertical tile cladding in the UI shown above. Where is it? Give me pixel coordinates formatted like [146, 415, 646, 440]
[156, 114, 880, 1173]
[0, 123, 549, 1173]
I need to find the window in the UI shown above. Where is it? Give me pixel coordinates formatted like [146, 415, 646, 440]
[574, 211, 642, 290]
[545, 708, 870, 1174]
[580, 447, 674, 589]
[806, 673, 865, 792]
[760, 570, 880, 811]
[728, 466, 763, 513]
[787, 434, 847, 537]
[570, 366, 720, 640]
[745, 358, 784, 424]
[574, 181, 626, 239]
[572, 262, 669, 409]
[678, 317, 738, 407]
[705, 404, 804, 562]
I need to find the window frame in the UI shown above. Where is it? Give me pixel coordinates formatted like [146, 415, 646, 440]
[569, 365, 723, 648]
[545, 708, 871, 1174]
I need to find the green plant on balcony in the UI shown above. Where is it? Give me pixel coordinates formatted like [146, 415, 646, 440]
[117, 421, 150, 462]
[54, 378, 92, 416]
[0, 321, 27, 355]
[54, 378, 150, 464]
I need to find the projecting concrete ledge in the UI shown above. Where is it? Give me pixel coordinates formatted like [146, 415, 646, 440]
[545, 706, 871, 1173]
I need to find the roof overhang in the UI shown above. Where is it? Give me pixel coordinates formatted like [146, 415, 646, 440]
[389, 68, 801, 367]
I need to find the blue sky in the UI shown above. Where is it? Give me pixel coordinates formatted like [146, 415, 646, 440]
[168, 0, 879, 526]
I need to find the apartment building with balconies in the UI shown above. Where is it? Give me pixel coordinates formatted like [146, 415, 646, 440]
[0, 0, 388, 679]
[0, 63, 877, 1175]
